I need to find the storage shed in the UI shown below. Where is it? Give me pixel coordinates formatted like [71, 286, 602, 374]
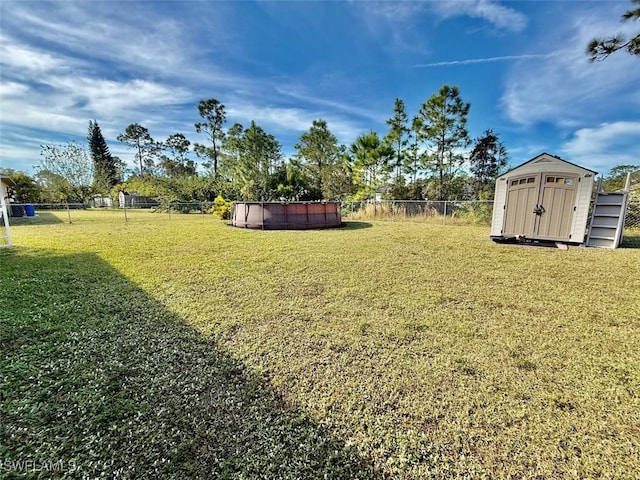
[490, 153, 596, 244]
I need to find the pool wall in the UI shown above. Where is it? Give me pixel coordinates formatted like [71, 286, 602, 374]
[231, 202, 342, 230]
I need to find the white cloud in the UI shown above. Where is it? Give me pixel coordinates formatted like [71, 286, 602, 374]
[560, 122, 640, 173]
[7, 4, 189, 75]
[430, 0, 527, 32]
[355, 0, 526, 57]
[0, 38, 67, 72]
[0, 81, 29, 97]
[501, 7, 640, 126]
[275, 87, 384, 123]
[361, 0, 526, 32]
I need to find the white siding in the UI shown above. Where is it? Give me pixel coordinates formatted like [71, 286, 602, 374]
[570, 175, 595, 241]
[490, 178, 508, 236]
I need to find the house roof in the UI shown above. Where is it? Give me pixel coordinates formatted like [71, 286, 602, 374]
[500, 152, 597, 178]
[0, 174, 15, 186]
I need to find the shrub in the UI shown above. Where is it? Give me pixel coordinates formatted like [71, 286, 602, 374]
[212, 195, 233, 220]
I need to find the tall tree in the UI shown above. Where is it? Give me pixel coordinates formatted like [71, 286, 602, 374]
[224, 121, 282, 200]
[416, 85, 471, 200]
[38, 142, 94, 202]
[294, 119, 343, 199]
[160, 133, 196, 177]
[270, 159, 315, 201]
[468, 129, 508, 199]
[349, 131, 394, 201]
[384, 98, 411, 180]
[402, 116, 425, 193]
[220, 123, 246, 179]
[194, 98, 226, 178]
[117, 123, 158, 176]
[88, 120, 119, 192]
[587, 0, 640, 62]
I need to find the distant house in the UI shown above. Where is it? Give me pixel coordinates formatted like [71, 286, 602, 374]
[118, 191, 160, 208]
[90, 195, 113, 208]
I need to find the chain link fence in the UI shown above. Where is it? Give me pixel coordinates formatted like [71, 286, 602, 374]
[342, 200, 495, 225]
[624, 199, 640, 228]
[1, 201, 222, 226]
[343, 198, 640, 231]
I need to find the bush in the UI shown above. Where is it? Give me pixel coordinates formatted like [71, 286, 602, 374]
[212, 195, 233, 220]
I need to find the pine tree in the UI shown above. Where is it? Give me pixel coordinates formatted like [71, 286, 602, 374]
[88, 120, 119, 192]
[415, 85, 471, 201]
[117, 123, 158, 177]
[468, 129, 508, 199]
[194, 99, 226, 178]
[587, 0, 640, 62]
[294, 119, 342, 199]
[384, 98, 411, 180]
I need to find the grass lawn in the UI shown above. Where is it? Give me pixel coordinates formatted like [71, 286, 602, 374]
[1, 210, 639, 479]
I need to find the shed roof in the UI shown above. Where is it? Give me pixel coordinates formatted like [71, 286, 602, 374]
[500, 152, 597, 178]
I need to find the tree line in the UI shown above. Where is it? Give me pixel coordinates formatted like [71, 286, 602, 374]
[12, 84, 515, 204]
[4, 84, 637, 206]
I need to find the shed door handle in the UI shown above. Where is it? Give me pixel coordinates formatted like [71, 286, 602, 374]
[533, 205, 545, 215]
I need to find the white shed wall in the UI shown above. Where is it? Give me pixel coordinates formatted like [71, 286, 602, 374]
[570, 174, 595, 241]
[490, 178, 508, 236]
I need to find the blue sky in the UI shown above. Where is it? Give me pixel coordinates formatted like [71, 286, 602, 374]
[1, 0, 639, 177]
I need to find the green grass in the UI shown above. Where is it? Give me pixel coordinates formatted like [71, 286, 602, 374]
[2, 210, 639, 479]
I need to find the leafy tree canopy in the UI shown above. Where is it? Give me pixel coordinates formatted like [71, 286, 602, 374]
[38, 142, 94, 203]
[0, 169, 43, 203]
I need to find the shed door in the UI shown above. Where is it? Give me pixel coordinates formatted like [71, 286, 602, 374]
[502, 174, 539, 237]
[502, 173, 577, 241]
[535, 175, 577, 241]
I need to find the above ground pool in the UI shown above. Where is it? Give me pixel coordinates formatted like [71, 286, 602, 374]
[231, 202, 342, 230]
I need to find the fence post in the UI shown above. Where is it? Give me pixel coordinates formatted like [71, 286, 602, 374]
[66, 203, 72, 224]
[443, 201, 447, 225]
[123, 203, 128, 223]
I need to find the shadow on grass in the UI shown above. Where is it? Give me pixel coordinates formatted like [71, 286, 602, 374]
[0, 250, 378, 479]
[620, 233, 640, 249]
[8, 211, 66, 226]
[341, 221, 373, 230]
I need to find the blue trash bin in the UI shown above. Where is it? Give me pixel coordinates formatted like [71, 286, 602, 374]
[24, 204, 36, 217]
